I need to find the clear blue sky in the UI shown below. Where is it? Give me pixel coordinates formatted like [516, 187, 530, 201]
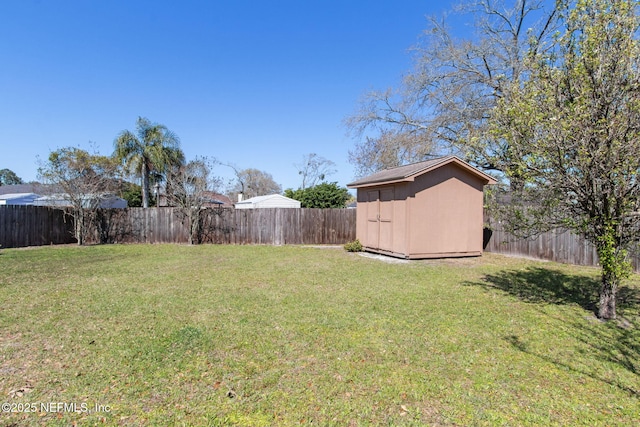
[0, 0, 457, 192]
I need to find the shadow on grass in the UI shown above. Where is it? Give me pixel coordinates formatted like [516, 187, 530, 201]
[467, 265, 640, 314]
[465, 266, 640, 396]
[468, 266, 602, 313]
[504, 316, 640, 397]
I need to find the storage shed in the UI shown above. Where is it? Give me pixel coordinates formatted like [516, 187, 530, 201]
[347, 156, 496, 259]
[234, 194, 301, 209]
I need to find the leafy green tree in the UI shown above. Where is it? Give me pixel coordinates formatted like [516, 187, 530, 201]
[0, 168, 24, 185]
[494, 0, 640, 319]
[284, 182, 350, 208]
[38, 147, 121, 245]
[119, 181, 145, 207]
[114, 117, 184, 208]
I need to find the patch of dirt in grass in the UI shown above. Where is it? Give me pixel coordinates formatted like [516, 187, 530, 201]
[419, 256, 486, 267]
[357, 252, 409, 264]
[358, 251, 492, 267]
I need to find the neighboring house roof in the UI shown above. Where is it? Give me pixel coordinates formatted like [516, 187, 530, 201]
[159, 192, 234, 208]
[0, 193, 40, 201]
[34, 194, 128, 208]
[202, 192, 233, 207]
[0, 193, 41, 205]
[235, 194, 301, 209]
[347, 155, 497, 188]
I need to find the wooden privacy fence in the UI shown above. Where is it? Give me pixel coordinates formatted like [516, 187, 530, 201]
[90, 207, 356, 245]
[485, 226, 598, 266]
[0, 205, 76, 248]
[484, 222, 640, 272]
[0, 206, 356, 248]
[5, 204, 640, 272]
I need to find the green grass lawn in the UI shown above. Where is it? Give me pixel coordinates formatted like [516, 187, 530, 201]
[0, 244, 638, 426]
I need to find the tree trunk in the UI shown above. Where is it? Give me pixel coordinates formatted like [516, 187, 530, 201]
[75, 209, 84, 246]
[598, 275, 617, 320]
[189, 209, 201, 245]
[141, 163, 150, 208]
[188, 218, 195, 245]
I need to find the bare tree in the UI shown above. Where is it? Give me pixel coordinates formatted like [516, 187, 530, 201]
[294, 153, 337, 190]
[347, 130, 433, 177]
[165, 157, 221, 245]
[225, 166, 282, 200]
[345, 0, 557, 176]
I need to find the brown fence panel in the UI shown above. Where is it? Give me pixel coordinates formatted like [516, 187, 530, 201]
[94, 208, 189, 244]
[484, 219, 640, 272]
[324, 208, 357, 244]
[227, 208, 357, 245]
[0, 205, 76, 248]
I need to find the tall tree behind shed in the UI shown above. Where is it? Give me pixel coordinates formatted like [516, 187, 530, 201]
[345, 0, 557, 177]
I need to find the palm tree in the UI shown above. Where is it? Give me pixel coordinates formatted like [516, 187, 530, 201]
[114, 117, 185, 208]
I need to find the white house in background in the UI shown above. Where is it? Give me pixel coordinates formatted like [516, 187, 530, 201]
[234, 194, 301, 209]
[0, 193, 41, 206]
[33, 194, 128, 209]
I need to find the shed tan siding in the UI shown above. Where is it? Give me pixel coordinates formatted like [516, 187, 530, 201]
[351, 157, 494, 259]
[407, 165, 484, 258]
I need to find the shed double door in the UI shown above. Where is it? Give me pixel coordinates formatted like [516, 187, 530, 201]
[366, 188, 394, 251]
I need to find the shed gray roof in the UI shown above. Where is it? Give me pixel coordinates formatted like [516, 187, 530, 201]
[347, 155, 496, 188]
